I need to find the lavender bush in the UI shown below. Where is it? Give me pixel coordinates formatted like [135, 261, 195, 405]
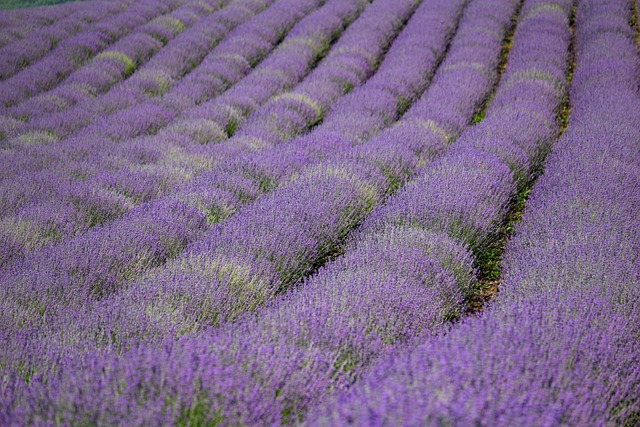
[1, 0, 638, 425]
[309, 0, 640, 425]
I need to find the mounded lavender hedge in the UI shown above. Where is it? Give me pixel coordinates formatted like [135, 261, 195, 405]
[0, 0, 637, 425]
[309, 0, 640, 424]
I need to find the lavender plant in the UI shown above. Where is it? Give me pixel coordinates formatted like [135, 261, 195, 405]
[308, 0, 640, 425]
[7, 0, 227, 121]
[0, 2, 362, 268]
[0, 0, 127, 81]
[0, 0, 180, 108]
[1, 0, 637, 425]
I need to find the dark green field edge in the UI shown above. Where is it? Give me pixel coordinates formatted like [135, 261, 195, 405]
[0, 0, 87, 11]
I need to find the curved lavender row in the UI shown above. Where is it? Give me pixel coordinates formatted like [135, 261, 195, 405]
[0, 0, 303, 211]
[0, 0, 410, 278]
[173, 0, 368, 134]
[154, 0, 439, 222]
[0, 3, 500, 420]
[232, 0, 420, 145]
[0, 0, 202, 140]
[309, 2, 640, 425]
[355, 0, 571, 251]
[7, 0, 228, 123]
[0, 0, 464, 372]
[90, 0, 454, 309]
[2, 0, 320, 146]
[6, 0, 254, 137]
[0, 1, 533, 423]
[0, 3, 76, 39]
[111, 0, 500, 331]
[0, 0, 265, 144]
[14, 0, 296, 142]
[0, 1, 128, 82]
[0, 1, 98, 49]
[23, 0, 507, 358]
[0, 0, 182, 108]
[0, 0, 361, 268]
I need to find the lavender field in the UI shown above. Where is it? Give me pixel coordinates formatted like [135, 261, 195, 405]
[0, 0, 638, 425]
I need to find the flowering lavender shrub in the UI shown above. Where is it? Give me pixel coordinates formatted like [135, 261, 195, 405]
[1, 0, 638, 424]
[0, 0, 520, 424]
[10, 0, 270, 140]
[180, 0, 368, 135]
[308, 0, 640, 425]
[0, 0, 180, 108]
[0, 0, 509, 344]
[0, 1, 94, 49]
[235, 0, 420, 145]
[0, 0, 317, 261]
[0, 0, 126, 81]
[8, 0, 226, 121]
[0, 0, 424, 272]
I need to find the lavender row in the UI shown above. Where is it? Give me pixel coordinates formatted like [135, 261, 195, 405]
[0, 0, 292, 206]
[0, 0, 185, 108]
[358, 0, 570, 253]
[0, 2, 322, 258]
[7, 0, 228, 122]
[311, 1, 640, 424]
[152, 0, 429, 220]
[148, 0, 567, 420]
[232, 0, 420, 145]
[0, 1, 128, 81]
[0, 0, 363, 269]
[0, 0, 563, 422]
[61, 0, 403, 144]
[119, 0, 516, 331]
[0, 0, 409, 274]
[7, 0, 246, 135]
[0, 0, 447, 355]
[0, 1, 99, 49]
[0, 0, 521, 422]
[0, 0, 424, 349]
[1, 0, 315, 147]
[7, 0, 502, 381]
[12, 0, 277, 139]
[171, 0, 368, 135]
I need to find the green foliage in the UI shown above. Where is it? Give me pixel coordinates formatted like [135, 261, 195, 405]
[0, 0, 89, 10]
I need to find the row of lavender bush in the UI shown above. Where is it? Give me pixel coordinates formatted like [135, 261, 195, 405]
[0, 0, 269, 143]
[0, 0, 369, 272]
[0, 0, 328, 217]
[0, 0, 522, 423]
[0, 0, 414, 306]
[0, 0, 446, 387]
[0, 0, 110, 48]
[87, 0, 471, 336]
[310, 0, 640, 425]
[0, 0, 318, 265]
[0, 0, 183, 107]
[14, 0, 284, 139]
[1, 0, 634, 425]
[0, 0, 128, 81]
[8, 0, 229, 122]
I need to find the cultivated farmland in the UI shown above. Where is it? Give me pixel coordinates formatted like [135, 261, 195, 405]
[0, 0, 638, 425]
